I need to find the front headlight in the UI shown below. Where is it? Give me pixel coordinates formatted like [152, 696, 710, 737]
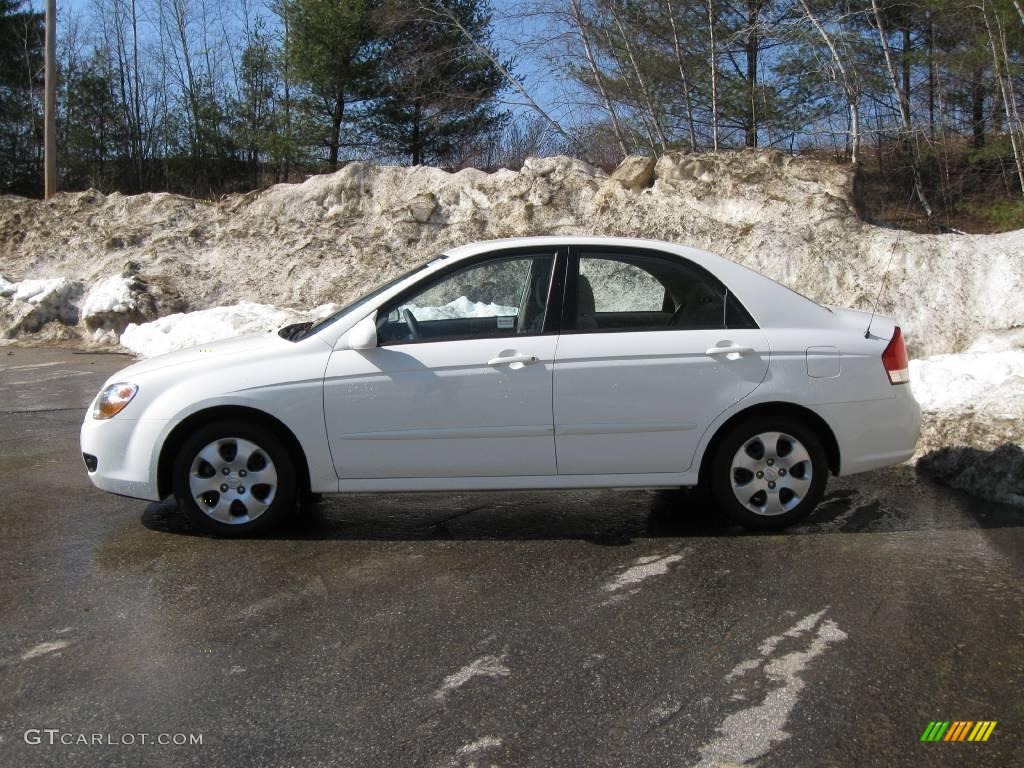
[92, 382, 138, 420]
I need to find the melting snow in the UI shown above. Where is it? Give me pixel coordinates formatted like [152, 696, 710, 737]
[80, 275, 137, 318]
[603, 553, 684, 593]
[456, 736, 502, 755]
[119, 301, 338, 357]
[21, 640, 70, 661]
[10, 278, 70, 304]
[696, 610, 847, 768]
[910, 348, 1024, 413]
[434, 654, 510, 701]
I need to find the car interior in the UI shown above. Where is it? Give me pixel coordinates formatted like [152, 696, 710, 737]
[374, 249, 756, 345]
[574, 253, 756, 332]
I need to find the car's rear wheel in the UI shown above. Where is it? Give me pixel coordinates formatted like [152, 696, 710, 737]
[710, 415, 827, 530]
[173, 420, 296, 536]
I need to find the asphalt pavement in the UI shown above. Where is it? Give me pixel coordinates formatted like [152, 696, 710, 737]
[0, 346, 1021, 768]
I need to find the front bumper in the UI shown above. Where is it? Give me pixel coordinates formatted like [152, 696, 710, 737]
[80, 415, 165, 501]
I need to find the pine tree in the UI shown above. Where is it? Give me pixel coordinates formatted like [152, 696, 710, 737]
[0, 0, 44, 194]
[371, 0, 508, 166]
[280, 0, 377, 169]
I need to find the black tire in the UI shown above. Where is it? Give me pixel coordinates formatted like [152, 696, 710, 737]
[710, 415, 828, 531]
[173, 420, 297, 537]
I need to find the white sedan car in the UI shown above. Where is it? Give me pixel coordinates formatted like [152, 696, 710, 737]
[81, 236, 920, 535]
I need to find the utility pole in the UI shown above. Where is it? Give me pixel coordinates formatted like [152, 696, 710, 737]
[44, 0, 57, 199]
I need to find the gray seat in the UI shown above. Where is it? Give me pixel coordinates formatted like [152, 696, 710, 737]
[576, 274, 599, 329]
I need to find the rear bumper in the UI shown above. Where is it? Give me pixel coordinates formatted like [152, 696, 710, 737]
[816, 387, 922, 476]
[80, 415, 164, 501]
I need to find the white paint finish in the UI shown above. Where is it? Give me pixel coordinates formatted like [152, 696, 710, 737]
[603, 553, 684, 592]
[434, 654, 511, 701]
[81, 237, 921, 505]
[324, 337, 558, 479]
[554, 421, 696, 437]
[698, 610, 848, 768]
[553, 329, 769, 474]
[81, 332, 338, 500]
[21, 640, 70, 660]
[806, 346, 841, 378]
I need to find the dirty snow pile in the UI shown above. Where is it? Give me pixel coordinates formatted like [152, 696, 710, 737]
[911, 329, 1024, 504]
[3, 150, 1024, 358]
[911, 329, 1024, 453]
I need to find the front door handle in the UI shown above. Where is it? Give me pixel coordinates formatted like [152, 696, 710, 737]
[488, 353, 538, 366]
[706, 345, 754, 358]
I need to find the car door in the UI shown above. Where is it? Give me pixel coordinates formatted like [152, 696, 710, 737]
[323, 249, 562, 480]
[553, 246, 769, 476]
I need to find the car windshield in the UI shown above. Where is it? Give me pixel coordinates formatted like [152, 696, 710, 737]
[295, 259, 437, 340]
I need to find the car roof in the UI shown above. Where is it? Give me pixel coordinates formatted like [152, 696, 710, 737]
[441, 236, 833, 329]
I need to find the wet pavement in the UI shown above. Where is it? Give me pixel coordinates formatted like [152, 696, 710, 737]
[0, 346, 1021, 767]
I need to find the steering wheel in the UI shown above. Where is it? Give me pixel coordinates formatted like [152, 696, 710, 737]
[401, 308, 422, 340]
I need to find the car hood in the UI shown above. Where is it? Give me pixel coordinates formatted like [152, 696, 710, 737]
[109, 332, 290, 383]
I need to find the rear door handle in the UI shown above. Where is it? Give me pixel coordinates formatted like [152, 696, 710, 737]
[488, 353, 538, 366]
[706, 345, 754, 357]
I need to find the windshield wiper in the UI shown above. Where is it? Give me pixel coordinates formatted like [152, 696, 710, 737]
[278, 321, 312, 341]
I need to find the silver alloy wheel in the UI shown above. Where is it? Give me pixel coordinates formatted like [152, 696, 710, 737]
[729, 431, 813, 517]
[188, 437, 278, 525]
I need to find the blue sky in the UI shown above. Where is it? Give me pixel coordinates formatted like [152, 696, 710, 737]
[40, 0, 573, 123]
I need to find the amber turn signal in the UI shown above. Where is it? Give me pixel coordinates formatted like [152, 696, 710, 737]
[92, 383, 138, 420]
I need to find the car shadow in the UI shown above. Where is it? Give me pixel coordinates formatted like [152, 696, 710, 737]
[140, 465, 1023, 544]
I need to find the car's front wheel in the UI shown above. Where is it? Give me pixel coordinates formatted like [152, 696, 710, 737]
[173, 421, 296, 536]
[710, 416, 827, 530]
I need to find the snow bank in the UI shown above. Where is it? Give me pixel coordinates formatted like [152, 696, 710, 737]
[119, 301, 337, 357]
[3, 150, 1024, 358]
[0, 276, 18, 297]
[0, 276, 81, 335]
[911, 348, 1024, 412]
[11, 277, 72, 305]
[911, 329, 1024, 503]
[402, 296, 518, 321]
[81, 275, 138, 319]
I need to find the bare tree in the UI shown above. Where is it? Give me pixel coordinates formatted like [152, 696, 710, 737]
[606, 0, 667, 151]
[870, 0, 932, 217]
[665, 0, 696, 151]
[568, 0, 627, 156]
[420, 2, 580, 154]
[980, 0, 1024, 195]
[796, 0, 860, 165]
[707, 0, 719, 151]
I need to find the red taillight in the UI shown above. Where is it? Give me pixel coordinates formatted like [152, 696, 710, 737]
[882, 326, 910, 384]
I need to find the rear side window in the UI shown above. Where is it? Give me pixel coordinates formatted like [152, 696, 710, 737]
[573, 251, 756, 332]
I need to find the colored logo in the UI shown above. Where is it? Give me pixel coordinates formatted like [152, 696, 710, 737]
[921, 721, 997, 742]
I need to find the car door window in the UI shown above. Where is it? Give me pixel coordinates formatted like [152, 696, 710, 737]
[574, 251, 756, 332]
[378, 253, 555, 344]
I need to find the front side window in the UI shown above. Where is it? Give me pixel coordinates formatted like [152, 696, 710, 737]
[377, 253, 555, 344]
[574, 251, 756, 332]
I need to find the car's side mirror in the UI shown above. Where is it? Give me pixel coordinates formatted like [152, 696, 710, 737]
[347, 314, 378, 351]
